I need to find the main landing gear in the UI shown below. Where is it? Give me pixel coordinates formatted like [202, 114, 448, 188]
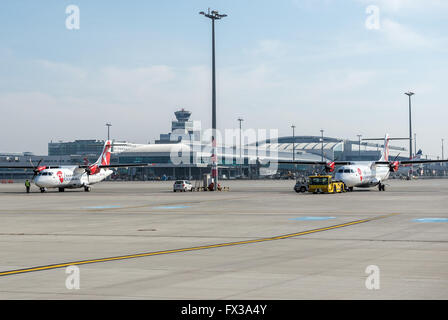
[40, 187, 46, 193]
[378, 182, 386, 192]
[84, 186, 91, 192]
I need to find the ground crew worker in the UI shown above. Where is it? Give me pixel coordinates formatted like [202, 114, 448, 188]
[25, 179, 31, 193]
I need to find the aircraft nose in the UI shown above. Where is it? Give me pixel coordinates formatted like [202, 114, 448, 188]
[33, 176, 41, 185]
[34, 175, 45, 187]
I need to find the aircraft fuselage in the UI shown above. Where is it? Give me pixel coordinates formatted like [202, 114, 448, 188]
[34, 167, 113, 189]
[334, 162, 390, 188]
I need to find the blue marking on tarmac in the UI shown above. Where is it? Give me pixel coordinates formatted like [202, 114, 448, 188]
[413, 218, 448, 223]
[154, 205, 191, 209]
[83, 205, 122, 209]
[290, 216, 336, 221]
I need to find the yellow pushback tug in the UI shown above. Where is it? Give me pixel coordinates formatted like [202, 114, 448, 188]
[308, 175, 345, 194]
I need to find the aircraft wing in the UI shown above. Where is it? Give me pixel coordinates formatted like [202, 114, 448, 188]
[0, 165, 60, 169]
[78, 163, 155, 169]
[375, 159, 448, 165]
[0, 165, 36, 169]
[277, 160, 352, 165]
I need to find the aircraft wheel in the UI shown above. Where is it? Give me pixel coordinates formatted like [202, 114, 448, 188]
[84, 186, 91, 192]
[58, 188, 65, 192]
[40, 188, 46, 193]
[349, 187, 354, 192]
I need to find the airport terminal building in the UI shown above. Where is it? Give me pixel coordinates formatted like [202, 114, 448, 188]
[1, 109, 445, 180]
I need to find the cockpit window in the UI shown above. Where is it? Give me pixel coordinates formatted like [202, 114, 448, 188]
[338, 169, 343, 173]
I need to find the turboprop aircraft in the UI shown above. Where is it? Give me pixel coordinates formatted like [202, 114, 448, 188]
[279, 134, 448, 191]
[0, 140, 151, 192]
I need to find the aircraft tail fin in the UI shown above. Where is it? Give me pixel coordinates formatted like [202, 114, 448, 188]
[362, 134, 409, 162]
[413, 149, 423, 160]
[95, 140, 112, 166]
[380, 134, 390, 161]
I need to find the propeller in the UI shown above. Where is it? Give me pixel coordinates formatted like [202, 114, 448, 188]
[84, 164, 100, 184]
[84, 167, 92, 184]
[29, 158, 44, 180]
[319, 156, 339, 175]
[389, 153, 400, 172]
[83, 158, 91, 183]
[324, 161, 336, 173]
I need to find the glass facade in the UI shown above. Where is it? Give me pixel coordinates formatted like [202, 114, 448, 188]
[48, 140, 104, 156]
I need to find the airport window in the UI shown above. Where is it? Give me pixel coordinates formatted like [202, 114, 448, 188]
[119, 156, 171, 164]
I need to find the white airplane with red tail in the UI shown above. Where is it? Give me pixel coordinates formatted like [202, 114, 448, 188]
[0, 140, 150, 192]
[280, 134, 448, 191]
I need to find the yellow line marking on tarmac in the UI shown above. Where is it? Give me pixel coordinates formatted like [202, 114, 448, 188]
[0, 213, 399, 277]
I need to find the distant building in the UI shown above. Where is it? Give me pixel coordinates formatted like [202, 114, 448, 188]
[2, 108, 446, 181]
[48, 140, 104, 156]
[254, 136, 407, 163]
[48, 139, 138, 157]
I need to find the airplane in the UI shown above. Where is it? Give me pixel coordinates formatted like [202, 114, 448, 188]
[279, 134, 448, 192]
[0, 140, 151, 193]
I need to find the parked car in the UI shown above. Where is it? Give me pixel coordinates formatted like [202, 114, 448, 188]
[173, 180, 193, 192]
[294, 178, 308, 193]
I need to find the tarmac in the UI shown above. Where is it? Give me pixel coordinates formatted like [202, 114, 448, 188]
[0, 179, 447, 299]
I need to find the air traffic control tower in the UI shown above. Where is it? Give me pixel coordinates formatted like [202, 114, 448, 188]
[156, 108, 200, 144]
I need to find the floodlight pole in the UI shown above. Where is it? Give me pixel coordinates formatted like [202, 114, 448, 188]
[291, 125, 296, 174]
[442, 138, 445, 162]
[357, 134, 362, 160]
[238, 118, 244, 176]
[405, 92, 414, 160]
[106, 123, 112, 141]
[320, 129, 324, 162]
[200, 9, 227, 190]
[414, 133, 417, 156]
[291, 125, 296, 162]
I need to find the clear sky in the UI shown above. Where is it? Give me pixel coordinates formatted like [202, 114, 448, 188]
[0, 0, 447, 156]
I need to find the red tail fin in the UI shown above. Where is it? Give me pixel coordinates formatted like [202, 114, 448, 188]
[380, 134, 390, 161]
[96, 140, 111, 166]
